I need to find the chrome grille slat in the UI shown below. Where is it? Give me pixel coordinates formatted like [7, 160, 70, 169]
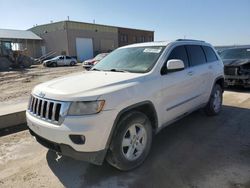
[36, 99, 40, 115]
[41, 100, 45, 118]
[32, 98, 36, 112]
[52, 103, 57, 121]
[29, 96, 33, 110]
[33, 98, 38, 113]
[46, 101, 50, 119]
[28, 95, 64, 125]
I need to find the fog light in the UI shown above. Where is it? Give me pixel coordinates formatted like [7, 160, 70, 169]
[69, 135, 85, 145]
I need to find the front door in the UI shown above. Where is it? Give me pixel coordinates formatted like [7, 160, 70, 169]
[160, 45, 202, 125]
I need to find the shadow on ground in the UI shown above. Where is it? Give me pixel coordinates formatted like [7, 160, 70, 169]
[47, 105, 250, 188]
[225, 86, 250, 93]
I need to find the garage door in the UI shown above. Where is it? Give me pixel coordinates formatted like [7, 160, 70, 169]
[76, 38, 93, 61]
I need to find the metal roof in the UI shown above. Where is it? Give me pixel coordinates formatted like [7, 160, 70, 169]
[0, 29, 42, 40]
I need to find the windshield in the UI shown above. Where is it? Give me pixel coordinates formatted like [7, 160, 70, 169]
[93, 46, 164, 73]
[220, 48, 250, 60]
[51, 56, 60, 60]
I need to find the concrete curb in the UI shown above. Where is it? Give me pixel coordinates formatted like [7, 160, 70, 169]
[0, 110, 26, 130]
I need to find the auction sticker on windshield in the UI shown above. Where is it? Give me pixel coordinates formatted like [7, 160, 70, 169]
[143, 47, 162, 53]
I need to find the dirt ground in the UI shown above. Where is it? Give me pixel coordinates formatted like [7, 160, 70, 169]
[0, 90, 250, 188]
[0, 64, 83, 103]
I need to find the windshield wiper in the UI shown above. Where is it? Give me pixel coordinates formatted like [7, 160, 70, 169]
[91, 68, 101, 71]
[107, 69, 129, 73]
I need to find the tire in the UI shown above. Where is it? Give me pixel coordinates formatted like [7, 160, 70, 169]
[51, 62, 57, 67]
[106, 111, 152, 171]
[205, 84, 223, 116]
[70, 61, 75, 66]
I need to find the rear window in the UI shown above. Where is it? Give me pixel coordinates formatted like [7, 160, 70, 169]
[202, 46, 218, 62]
[186, 45, 206, 66]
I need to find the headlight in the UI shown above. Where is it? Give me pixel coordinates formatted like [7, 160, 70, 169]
[68, 100, 105, 115]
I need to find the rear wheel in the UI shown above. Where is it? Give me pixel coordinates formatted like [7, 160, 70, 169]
[205, 84, 223, 116]
[106, 111, 152, 171]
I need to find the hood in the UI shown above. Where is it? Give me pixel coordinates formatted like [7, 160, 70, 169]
[223, 59, 250, 67]
[32, 71, 144, 101]
[84, 59, 95, 63]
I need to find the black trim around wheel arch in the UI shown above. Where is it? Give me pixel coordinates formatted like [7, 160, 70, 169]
[207, 76, 224, 99]
[105, 101, 158, 149]
[213, 76, 225, 91]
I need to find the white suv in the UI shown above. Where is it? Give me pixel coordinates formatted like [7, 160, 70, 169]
[26, 39, 224, 171]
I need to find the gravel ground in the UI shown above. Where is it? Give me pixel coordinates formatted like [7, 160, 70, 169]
[0, 64, 83, 103]
[0, 90, 250, 188]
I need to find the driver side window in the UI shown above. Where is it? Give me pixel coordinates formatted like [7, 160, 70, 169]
[161, 45, 189, 74]
[167, 46, 189, 67]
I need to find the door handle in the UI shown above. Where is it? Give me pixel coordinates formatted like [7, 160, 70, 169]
[188, 71, 194, 76]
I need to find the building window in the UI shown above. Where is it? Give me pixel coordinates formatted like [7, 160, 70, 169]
[133, 36, 137, 42]
[148, 36, 153, 41]
[135, 36, 139, 43]
[120, 34, 128, 43]
[141, 36, 146, 42]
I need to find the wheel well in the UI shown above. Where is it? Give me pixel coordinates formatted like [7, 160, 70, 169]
[105, 102, 158, 150]
[215, 77, 224, 91]
[132, 104, 158, 132]
[115, 102, 158, 134]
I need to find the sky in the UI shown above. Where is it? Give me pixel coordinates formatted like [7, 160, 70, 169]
[0, 0, 249, 46]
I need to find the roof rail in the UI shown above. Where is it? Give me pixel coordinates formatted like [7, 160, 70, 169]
[176, 39, 205, 43]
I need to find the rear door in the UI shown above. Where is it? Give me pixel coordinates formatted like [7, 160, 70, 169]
[65, 56, 71, 65]
[202, 46, 219, 95]
[185, 45, 211, 106]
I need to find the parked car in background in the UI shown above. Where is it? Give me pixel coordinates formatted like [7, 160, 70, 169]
[27, 39, 224, 171]
[82, 53, 109, 70]
[219, 47, 250, 87]
[43, 55, 77, 67]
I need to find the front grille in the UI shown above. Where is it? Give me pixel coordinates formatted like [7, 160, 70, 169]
[224, 67, 238, 76]
[28, 95, 62, 124]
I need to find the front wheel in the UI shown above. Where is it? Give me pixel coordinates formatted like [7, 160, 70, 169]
[51, 62, 57, 67]
[106, 111, 152, 171]
[205, 84, 223, 116]
[70, 61, 75, 66]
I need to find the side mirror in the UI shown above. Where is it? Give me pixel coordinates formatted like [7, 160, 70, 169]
[166, 59, 185, 72]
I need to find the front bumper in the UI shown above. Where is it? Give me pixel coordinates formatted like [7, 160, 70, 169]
[224, 75, 250, 87]
[82, 64, 93, 69]
[29, 128, 106, 165]
[26, 109, 116, 164]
